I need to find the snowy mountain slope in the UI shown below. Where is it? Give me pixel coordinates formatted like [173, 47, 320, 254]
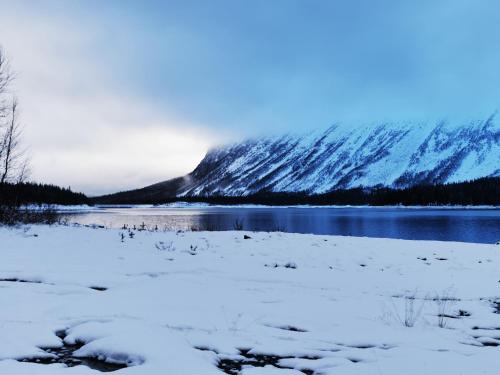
[176, 116, 499, 196]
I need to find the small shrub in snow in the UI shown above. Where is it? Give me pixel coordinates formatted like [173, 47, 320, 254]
[186, 245, 198, 255]
[391, 290, 427, 327]
[434, 288, 457, 328]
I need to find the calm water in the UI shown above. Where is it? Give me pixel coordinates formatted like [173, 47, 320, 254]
[61, 206, 500, 244]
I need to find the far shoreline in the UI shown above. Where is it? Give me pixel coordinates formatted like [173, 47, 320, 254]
[26, 203, 500, 212]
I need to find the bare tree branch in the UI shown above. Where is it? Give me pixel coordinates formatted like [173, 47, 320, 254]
[0, 47, 14, 118]
[16, 157, 31, 184]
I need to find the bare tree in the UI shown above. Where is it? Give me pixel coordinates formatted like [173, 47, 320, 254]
[0, 47, 29, 184]
[0, 98, 27, 183]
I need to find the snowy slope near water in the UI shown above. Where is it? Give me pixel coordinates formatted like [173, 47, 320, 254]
[178, 116, 499, 196]
[0, 225, 499, 374]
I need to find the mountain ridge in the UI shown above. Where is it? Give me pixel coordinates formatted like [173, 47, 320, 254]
[97, 117, 500, 201]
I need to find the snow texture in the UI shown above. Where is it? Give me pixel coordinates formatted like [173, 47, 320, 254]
[0, 225, 499, 374]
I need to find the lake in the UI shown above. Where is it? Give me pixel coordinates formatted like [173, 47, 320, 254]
[59, 206, 500, 244]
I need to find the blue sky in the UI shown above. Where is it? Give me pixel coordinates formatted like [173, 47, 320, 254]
[0, 0, 499, 193]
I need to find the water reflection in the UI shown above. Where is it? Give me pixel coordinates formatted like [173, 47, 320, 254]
[61, 207, 500, 244]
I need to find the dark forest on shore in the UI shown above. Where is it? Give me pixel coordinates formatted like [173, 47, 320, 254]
[94, 177, 500, 206]
[1, 177, 498, 208]
[0, 182, 89, 206]
[0, 182, 88, 225]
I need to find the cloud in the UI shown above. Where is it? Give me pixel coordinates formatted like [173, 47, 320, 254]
[0, 1, 222, 195]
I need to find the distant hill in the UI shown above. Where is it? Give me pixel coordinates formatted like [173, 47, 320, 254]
[95, 117, 500, 205]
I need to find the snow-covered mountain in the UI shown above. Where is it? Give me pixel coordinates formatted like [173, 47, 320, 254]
[99, 116, 499, 202]
[176, 116, 499, 196]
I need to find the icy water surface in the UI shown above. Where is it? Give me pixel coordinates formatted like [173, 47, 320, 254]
[60, 206, 500, 244]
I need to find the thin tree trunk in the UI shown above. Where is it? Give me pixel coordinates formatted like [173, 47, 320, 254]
[1, 99, 18, 183]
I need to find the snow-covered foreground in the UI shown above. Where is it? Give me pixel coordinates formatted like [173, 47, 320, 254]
[0, 225, 499, 374]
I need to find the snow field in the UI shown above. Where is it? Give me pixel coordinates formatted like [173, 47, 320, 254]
[0, 225, 498, 374]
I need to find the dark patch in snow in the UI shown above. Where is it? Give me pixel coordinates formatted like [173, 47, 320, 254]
[264, 262, 297, 269]
[338, 343, 395, 350]
[471, 326, 500, 331]
[89, 286, 107, 291]
[347, 357, 362, 363]
[17, 330, 129, 372]
[438, 313, 459, 319]
[480, 341, 499, 347]
[316, 348, 341, 353]
[194, 346, 217, 353]
[471, 336, 500, 347]
[0, 278, 42, 284]
[196, 347, 317, 375]
[243, 235, 252, 239]
[377, 344, 395, 350]
[343, 343, 375, 349]
[266, 324, 308, 332]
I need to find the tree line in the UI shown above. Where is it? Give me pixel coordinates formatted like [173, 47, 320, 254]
[4, 177, 496, 207]
[94, 177, 500, 206]
[0, 182, 89, 206]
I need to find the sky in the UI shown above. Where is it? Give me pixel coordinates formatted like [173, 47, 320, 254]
[0, 0, 499, 195]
